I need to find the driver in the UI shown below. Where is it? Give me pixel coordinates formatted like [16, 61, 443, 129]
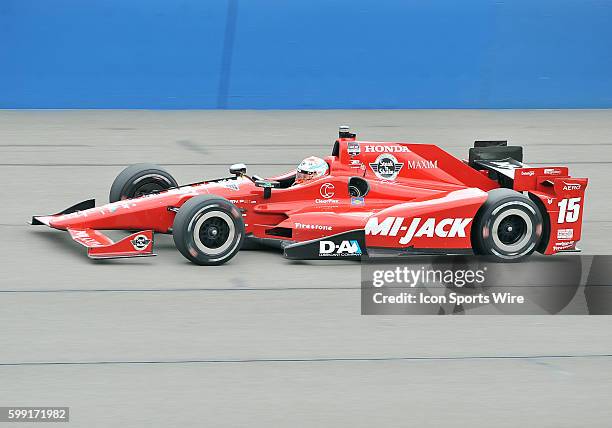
[294, 156, 329, 185]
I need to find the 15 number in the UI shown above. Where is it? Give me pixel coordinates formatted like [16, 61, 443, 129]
[558, 197, 581, 223]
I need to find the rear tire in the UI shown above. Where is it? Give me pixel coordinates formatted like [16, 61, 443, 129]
[110, 163, 178, 202]
[472, 189, 542, 262]
[172, 195, 244, 265]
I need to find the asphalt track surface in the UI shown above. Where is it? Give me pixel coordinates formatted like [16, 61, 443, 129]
[1, 110, 612, 427]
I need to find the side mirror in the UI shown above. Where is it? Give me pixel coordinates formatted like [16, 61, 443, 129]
[230, 163, 247, 176]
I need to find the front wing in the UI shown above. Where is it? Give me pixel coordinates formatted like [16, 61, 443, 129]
[31, 199, 155, 260]
[68, 229, 155, 259]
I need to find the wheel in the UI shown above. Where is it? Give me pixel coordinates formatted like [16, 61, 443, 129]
[109, 163, 178, 202]
[472, 188, 543, 262]
[172, 195, 244, 265]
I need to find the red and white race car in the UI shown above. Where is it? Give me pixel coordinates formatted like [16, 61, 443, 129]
[31, 127, 588, 265]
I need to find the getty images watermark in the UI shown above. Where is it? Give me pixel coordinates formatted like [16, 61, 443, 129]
[361, 255, 612, 315]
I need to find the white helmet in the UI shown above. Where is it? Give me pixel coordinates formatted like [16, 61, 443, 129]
[295, 156, 329, 185]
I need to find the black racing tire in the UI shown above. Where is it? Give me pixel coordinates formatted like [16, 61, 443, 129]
[472, 188, 543, 262]
[109, 163, 178, 203]
[172, 195, 244, 266]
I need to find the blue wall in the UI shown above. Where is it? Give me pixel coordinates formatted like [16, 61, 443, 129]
[1, 0, 611, 109]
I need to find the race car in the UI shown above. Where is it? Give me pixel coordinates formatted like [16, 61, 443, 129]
[31, 126, 588, 265]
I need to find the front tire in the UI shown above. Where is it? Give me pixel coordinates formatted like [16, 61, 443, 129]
[110, 163, 178, 202]
[472, 189, 542, 262]
[172, 195, 244, 265]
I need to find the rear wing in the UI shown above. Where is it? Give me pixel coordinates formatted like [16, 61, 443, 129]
[469, 140, 523, 187]
[468, 140, 588, 254]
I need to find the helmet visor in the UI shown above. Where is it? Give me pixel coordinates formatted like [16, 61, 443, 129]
[295, 169, 317, 184]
